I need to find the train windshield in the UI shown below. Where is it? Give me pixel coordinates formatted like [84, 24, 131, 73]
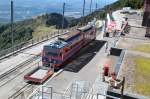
[45, 51, 59, 56]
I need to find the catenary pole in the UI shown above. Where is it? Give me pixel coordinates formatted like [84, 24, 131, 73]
[90, 0, 93, 13]
[62, 2, 65, 30]
[83, 0, 86, 16]
[96, 3, 98, 11]
[11, 0, 14, 54]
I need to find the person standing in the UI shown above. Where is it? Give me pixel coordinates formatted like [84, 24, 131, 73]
[124, 17, 129, 34]
[142, 0, 150, 37]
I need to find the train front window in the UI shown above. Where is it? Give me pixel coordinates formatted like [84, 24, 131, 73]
[46, 52, 59, 56]
[45, 51, 62, 57]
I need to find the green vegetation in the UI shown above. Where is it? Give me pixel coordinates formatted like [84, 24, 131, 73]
[122, 0, 144, 9]
[45, 13, 68, 28]
[106, 0, 144, 10]
[78, 0, 144, 25]
[0, 18, 9, 24]
[134, 44, 150, 53]
[0, 13, 69, 50]
[79, 10, 106, 25]
[32, 26, 57, 39]
[134, 56, 150, 96]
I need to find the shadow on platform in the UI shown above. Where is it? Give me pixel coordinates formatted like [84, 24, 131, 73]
[63, 40, 106, 73]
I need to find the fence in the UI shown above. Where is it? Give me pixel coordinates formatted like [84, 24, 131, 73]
[0, 29, 73, 59]
[28, 80, 125, 99]
[28, 81, 92, 99]
[0, 22, 103, 59]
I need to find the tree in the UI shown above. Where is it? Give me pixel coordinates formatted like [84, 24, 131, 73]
[46, 13, 68, 29]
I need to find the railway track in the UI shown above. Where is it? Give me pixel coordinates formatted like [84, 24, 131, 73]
[0, 54, 40, 80]
[4, 29, 103, 99]
[0, 31, 75, 83]
[0, 55, 41, 99]
[7, 66, 64, 99]
[8, 83, 37, 99]
[0, 55, 40, 87]
[0, 31, 71, 99]
[0, 59, 41, 88]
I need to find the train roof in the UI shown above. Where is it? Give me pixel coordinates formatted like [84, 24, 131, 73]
[44, 40, 67, 49]
[58, 30, 80, 41]
[77, 25, 93, 32]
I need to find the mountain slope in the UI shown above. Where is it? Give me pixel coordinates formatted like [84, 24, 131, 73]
[0, 13, 69, 50]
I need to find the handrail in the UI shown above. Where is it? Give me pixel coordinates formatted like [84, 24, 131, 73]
[0, 30, 69, 60]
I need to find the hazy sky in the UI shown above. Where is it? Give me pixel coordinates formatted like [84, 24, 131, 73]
[0, 0, 118, 21]
[0, 0, 118, 13]
[0, 0, 118, 7]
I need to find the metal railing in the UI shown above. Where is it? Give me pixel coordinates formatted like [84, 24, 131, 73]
[0, 29, 72, 59]
[115, 49, 125, 76]
[28, 81, 125, 99]
[28, 81, 92, 99]
[0, 23, 101, 59]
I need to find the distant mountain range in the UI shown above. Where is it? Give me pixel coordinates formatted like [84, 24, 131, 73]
[0, 0, 117, 24]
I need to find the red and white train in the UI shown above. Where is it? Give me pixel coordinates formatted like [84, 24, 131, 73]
[24, 20, 97, 83]
[42, 21, 97, 69]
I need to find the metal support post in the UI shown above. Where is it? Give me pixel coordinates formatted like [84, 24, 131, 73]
[121, 77, 125, 99]
[47, 34, 48, 40]
[42, 86, 44, 99]
[32, 39, 34, 45]
[50, 87, 53, 99]
[76, 84, 79, 99]
[62, 3, 65, 30]
[83, 0, 85, 17]
[11, 0, 14, 54]
[96, 3, 98, 11]
[90, 0, 93, 13]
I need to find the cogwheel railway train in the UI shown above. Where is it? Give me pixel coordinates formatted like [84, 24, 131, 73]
[42, 23, 97, 69]
[24, 19, 98, 83]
